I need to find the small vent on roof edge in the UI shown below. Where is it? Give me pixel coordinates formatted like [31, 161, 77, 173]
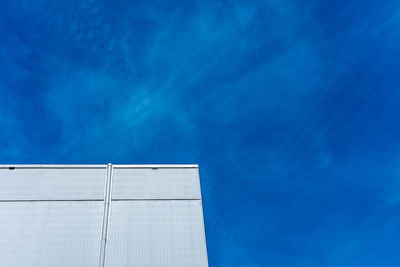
[8, 167, 15, 170]
[152, 167, 158, 170]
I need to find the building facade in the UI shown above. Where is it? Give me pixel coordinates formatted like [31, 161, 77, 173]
[0, 164, 208, 267]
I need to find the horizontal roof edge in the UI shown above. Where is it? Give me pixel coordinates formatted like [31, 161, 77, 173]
[114, 164, 198, 168]
[0, 164, 199, 169]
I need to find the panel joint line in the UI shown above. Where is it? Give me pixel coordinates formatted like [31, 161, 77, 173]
[98, 163, 113, 267]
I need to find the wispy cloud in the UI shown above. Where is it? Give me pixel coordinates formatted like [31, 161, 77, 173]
[1, 0, 400, 265]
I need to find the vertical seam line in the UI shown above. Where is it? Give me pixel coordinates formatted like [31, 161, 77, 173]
[98, 163, 113, 267]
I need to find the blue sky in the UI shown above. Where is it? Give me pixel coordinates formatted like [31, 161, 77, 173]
[1, 0, 400, 266]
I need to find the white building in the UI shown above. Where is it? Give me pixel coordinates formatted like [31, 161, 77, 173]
[0, 164, 208, 267]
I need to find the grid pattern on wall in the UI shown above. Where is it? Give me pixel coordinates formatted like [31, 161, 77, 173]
[0, 164, 208, 267]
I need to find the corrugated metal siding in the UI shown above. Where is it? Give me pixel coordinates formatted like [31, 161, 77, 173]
[112, 168, 201, 200]
[0, 201, 103, 267]
[105, 200, 208, 267]
[0, 165, 208, 267]
[0, 168, 106, 200]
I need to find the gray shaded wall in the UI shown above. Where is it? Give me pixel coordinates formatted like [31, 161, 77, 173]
[0, 164, 208, 267]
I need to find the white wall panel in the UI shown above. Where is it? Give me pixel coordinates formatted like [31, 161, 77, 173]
[0, 168, 106, 200]
[112, 168, 201, 200]
[0, 201, 103, 267]
[0, 165, 208, 267]
[105, 200, 208, 267]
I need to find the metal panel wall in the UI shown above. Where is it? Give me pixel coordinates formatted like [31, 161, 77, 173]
[112, 168, 201, 200]
[0, 201, 103, 267]
[105, 201, 208, 267]
[0, 165, 208, 267]
[0, 168, 106, 200]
